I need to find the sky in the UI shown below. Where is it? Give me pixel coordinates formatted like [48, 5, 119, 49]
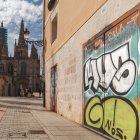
[0, 0, 43, 57]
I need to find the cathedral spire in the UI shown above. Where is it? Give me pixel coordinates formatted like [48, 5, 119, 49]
[30, 42, 38, 59]
[18, 19, 25, 47]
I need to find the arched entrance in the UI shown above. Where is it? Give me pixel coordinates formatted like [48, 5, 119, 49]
[15, 78, 29, 96]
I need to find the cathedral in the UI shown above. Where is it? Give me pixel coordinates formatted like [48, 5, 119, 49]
[0, 19, 40, 96]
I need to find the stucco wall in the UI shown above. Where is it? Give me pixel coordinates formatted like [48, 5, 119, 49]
[45, 0, 140, 125]
[44, 0, 107, 61]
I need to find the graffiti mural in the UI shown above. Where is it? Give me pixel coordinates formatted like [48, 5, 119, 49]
[85, 96, 138, 140]
[84, 43, 136, 95]
[83, 9, 140, 140]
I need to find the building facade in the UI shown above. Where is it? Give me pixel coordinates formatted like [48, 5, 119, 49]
[0, 19, 40, 96]
[43, 0, 140, 139]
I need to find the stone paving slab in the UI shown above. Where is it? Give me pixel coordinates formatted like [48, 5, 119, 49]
[50, 130, 95, 136]
[54, 135, 106, 140]
[46, 126, 86, 131]
[0, 108, 6, 121]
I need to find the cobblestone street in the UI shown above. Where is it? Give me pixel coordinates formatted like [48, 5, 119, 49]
[0, 97, 106, 140]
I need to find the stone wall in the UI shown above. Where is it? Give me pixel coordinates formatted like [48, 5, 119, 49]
[0, 76, 8, 96]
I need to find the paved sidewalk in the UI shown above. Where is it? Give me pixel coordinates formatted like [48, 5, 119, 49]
[0, 97, 106, 140]
[31, 110, 106, 140]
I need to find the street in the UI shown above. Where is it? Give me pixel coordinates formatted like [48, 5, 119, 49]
[0, 96, 106, 140]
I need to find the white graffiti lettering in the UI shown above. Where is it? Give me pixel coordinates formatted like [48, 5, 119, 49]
[84, 43, 136, 96]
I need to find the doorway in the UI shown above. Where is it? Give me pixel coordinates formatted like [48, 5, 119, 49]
[51, 65, 57, 112]
[16, 79, 28, 96]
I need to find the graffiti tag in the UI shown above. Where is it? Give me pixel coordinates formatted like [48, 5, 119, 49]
[84, 43, 136, 96]
[84, 96, 139, 140]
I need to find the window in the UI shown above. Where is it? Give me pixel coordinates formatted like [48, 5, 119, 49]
[21, 62, 27, 75]
[51, 65, 57, 96]
[48, 0, 56, 11]
[51, 65, 57, 111]
[8, 63, 13, 75]
[0, 64, 4, 74]
[51, 14, 57, 44]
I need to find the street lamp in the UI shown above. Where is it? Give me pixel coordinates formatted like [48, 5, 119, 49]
[24, 28, 30, 40]
[24, 28, 43, 47]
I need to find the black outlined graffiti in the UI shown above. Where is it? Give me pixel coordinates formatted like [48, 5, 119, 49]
[84, 42, 136, 96]
[84, 96, 139, 140]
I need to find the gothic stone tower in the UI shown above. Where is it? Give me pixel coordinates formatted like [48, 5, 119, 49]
[14, 19, 28, 59]
[13, 19, 40, 96]
[0, 19, 40, 96]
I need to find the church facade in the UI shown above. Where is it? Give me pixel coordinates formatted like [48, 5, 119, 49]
[0, 20, 40, 96]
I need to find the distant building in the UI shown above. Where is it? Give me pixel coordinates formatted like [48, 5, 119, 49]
[43, 0, 140, 140]
[0, 19, 40, 96]
[0, 22, 8, 59]
[0, 21, 8, 47]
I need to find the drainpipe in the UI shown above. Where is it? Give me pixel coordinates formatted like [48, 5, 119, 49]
[43, 0, 46, 107]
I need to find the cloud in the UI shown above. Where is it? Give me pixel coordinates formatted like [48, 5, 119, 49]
[9, 32, 18, 40]
[0, 0, 43, 27]
[0, 0, 43, 56]
[32, 0, 40, 3]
